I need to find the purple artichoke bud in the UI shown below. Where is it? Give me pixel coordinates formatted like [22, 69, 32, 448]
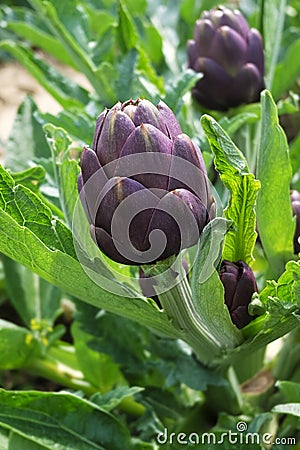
[291, 190, 300, 254]
[79, 99, 215, 265]
[219, 260, 258, 329]
[187, 6, 265, 111]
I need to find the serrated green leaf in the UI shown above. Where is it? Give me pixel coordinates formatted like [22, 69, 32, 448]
[0, 389, 131, 450]
[10, 166, 46, 186]
[256, 91, 295, 277]
[40, 110, 95, 145]
[91, 386, 144, 412]
[71, 320, 125, 391]
[191, 218, 242, 349]
[201, 115, 260, 264]
[0, 165, 75, 257]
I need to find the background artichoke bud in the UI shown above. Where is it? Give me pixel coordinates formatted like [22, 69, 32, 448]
[219, 260, 258, 329]
[187, 5, 265, 111]
[78, 99, 215, 265]
[291, 190, 300, 254]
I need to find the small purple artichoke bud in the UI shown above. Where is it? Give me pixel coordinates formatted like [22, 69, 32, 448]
[187, 6, 265, 111]
[78, 99, 215, 265]
[291, 190, 300, 254]
[219, 260, 258, 329]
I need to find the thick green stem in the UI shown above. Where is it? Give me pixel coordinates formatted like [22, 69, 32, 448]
[146, 263, 223, 366]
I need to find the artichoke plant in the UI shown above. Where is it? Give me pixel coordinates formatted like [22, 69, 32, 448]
[219, 260, 258, 328]
[291, 190, 300, 254]
[187, 5, 265, 111]
[78, 99, 215, 265]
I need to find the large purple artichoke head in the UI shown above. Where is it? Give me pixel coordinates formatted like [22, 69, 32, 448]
[187, 5, 265, 111]
[291, 190, 300, 254]
[78, 99, 215, 265]
[219, 260, 258, 329]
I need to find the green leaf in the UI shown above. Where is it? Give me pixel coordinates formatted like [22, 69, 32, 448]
[219, 111, 260, 136]
[10, 166, 46, 188]
[201, 115, 260, 264]
[273, 40, 300, 99]
[162, 352, 227, 391]
[43, 124, 79, 227]
[272, 403, 300, 417]
[191, 218, 242, 349]
[27, 0, 113, 101]
[0, 165, 76, 257]
[262, 0, 287, 89]
[136, 47, 165, 97]
[276, 381, 300, 403]
[140, 21, 163, 65]
[40, 109, 95, 145]
[256, 91, 295, 277]
[91, 386, 144, 412]
[164, 69, 202, 114]
[9, 432, 48, 450]
[2, 255, 61, 327]
[0, 320, 37, 369]
[0, 5, 75, 67]
[0, 389, 131, 450]
[117, 0, 138, 53]
[290, 132, 300, 187]
[0, 427, 9, 450]
[71, 320, 125, 391]
[5, 96, 50, 171]
[115, 48, 138, 101]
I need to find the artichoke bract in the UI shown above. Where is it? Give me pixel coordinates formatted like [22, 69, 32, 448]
[219, 260, 258, 329]
[78, 99, 215, 265]
[187, 6, 265, 111]
[291, 190, 300, 254]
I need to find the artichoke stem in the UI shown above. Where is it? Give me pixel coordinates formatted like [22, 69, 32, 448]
[146, 262, 224, 366]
